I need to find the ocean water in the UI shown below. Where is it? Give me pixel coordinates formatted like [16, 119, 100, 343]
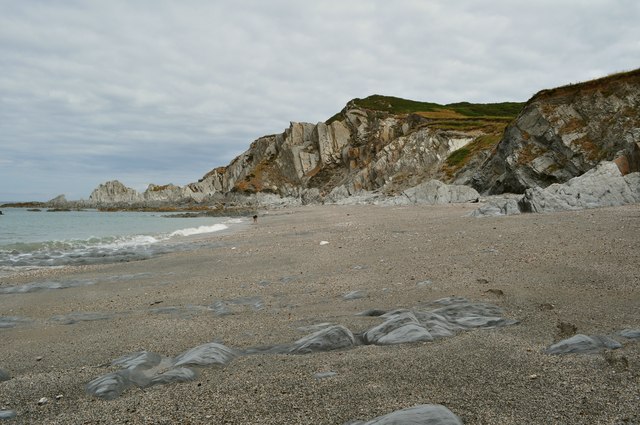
[0, 208, 246, 276]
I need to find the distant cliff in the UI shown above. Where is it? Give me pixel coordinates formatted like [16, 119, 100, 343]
[84, 69, 640, 208]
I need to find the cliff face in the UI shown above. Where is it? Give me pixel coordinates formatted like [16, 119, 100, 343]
[472, 69, 640, 194]
[85, 69, 640, 207]
[188, 97, 520, 201]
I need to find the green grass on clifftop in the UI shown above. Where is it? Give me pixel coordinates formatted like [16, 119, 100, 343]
[349, 95, 524, 118]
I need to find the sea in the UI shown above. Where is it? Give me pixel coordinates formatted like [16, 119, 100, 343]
[0, 207, 246, 277]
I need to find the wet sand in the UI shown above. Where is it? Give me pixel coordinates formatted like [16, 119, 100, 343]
[0, 204, 639, 424]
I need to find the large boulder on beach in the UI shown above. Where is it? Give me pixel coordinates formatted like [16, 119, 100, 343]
[520, 162, 640, 213]
[346, 404, 463, 425]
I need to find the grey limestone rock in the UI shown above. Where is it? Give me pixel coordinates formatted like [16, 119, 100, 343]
[343, 290, 367, 300]
[0, 410, 17, 420]
[86, 371, 132, 400]
[619, 329, 640, 339]
[402, 180, 479, 205]
[520, 162, 640, 213]
[173, 342, 238, 367]
[544, 334, 622, 355]
[288, 325, 356, 354]
[111, 351, 163, 370]
[346, 403, 463, 425]
[363, 312, 433, 345]
[469, 197, 522, 217]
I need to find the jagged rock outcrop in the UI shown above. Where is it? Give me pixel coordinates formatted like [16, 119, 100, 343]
[472, 69, 640, 194]
[519, 162, 640, 213]
[89, 180, 143, 205]
[470, 161, 640, 216]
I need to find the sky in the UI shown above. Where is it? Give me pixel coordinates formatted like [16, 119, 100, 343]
[1, 1, 639, 201]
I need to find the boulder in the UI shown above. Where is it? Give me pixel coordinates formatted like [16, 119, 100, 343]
[288, 325, 356, 354]
[520, 162, 640, 213]
[345, 404, 463, 425]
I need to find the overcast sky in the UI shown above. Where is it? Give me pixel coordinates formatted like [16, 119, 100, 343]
[1, 1, 638, 201]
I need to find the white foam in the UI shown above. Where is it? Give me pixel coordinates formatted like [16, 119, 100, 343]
[169, 224, 228, 237]
[103, 235, 160, 249]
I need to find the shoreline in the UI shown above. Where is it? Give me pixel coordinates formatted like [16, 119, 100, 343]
[0, 204, 638, 424]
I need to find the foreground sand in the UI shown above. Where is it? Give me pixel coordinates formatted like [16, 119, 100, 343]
[1, 204, 639, 424]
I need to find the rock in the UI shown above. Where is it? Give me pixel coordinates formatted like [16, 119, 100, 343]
[88, 180, 142, 205]
[345, 403, 463, 425]
[343, 290, 367, 300]
[173, 342, 238, 367]
[287, 325, 356, 354]
[86, 371, 132, 400]
[401, 180, 479, 205]
[313, 371, 338, 380]
[619, 329, 640, 339]
[0, 410, 17, 420]
[520, 162, 640, 213]
[363, 312, 433, 345]
[111, 351, 163, 370]
[37, 397, 48, 405]
[473, 69, 640, 194]
[544, 334, 622, 355]
[469, 197, 522, 217]
[0, 369, 10, 382]
[148, 367, 198, 386]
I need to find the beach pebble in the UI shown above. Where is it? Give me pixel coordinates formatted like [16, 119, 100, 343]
[544, 334, 622, 355]
[345, 403, 463, 424]
[0, 410, 17, 420]
[0, 369, 10, 382]
[319, 241, 329, 245]
[313, 371, 338, 380]
[37, 397, 48, 406]
[343, 290, 367, 300]
[55, 394, 63, 400]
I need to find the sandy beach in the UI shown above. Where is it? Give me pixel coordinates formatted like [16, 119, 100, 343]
[1, 204, 639, 424]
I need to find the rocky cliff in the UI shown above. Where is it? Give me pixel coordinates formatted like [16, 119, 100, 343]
[83, 69, 640, 208]
[471, 69, 640, 194]
[187, 97, 522, 201]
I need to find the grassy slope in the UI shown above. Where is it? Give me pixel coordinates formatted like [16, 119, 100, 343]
[349, 94, 524, 118]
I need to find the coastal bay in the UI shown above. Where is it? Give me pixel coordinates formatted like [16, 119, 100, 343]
[0, 204, 639, 424]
